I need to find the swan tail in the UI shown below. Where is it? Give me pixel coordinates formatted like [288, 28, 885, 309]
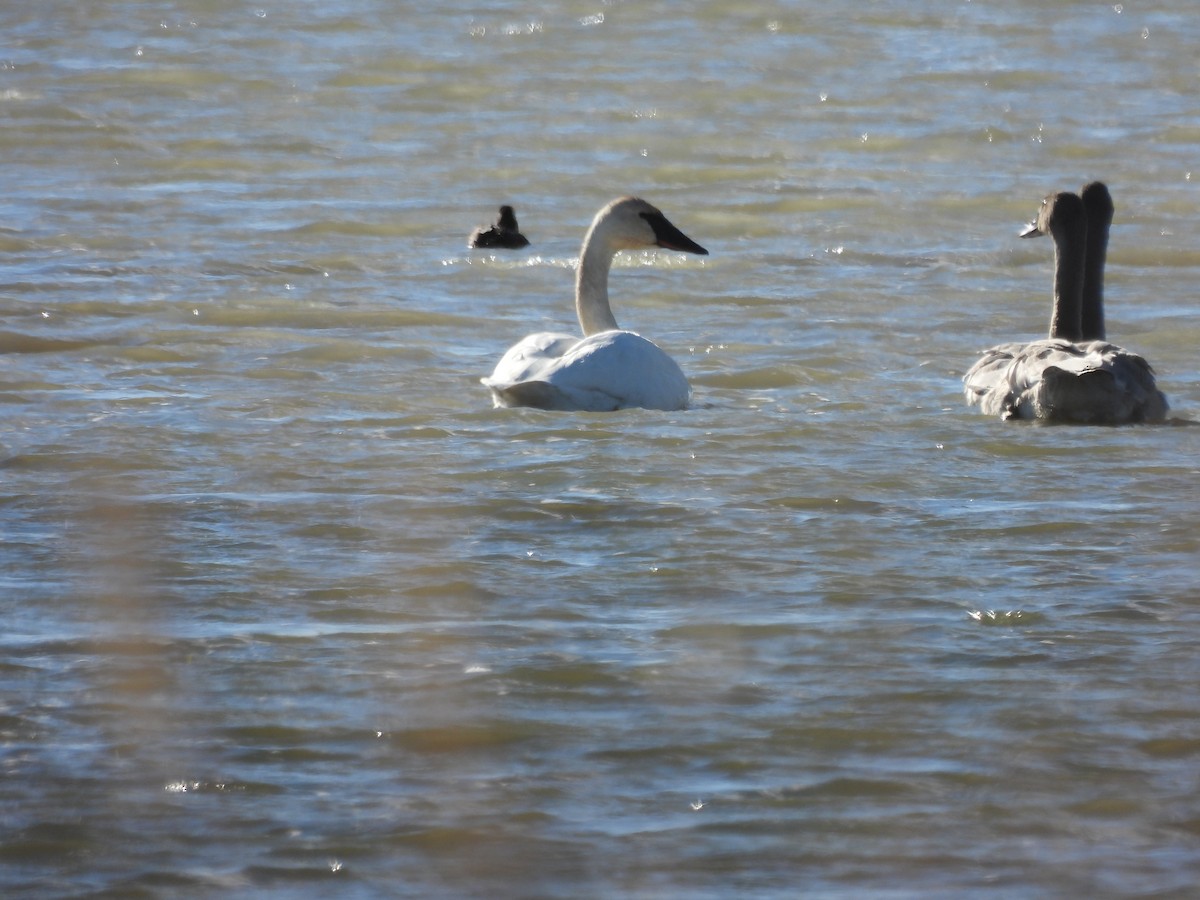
[486, 379, 620, 412]
[487, 380, 561, 410]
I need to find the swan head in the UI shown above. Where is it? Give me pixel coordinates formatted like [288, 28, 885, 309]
[1080, 181, 1113, 221]
[1019, 190, 1086, 240]
[590, 196, 708, 256]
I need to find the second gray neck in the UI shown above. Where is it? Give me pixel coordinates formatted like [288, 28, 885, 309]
[1048, 221, 1087, 342]
[1081, 216, 1109, 342]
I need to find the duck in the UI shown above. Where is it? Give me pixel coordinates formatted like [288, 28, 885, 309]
[964, 188, 1167, 424]
[469, 205, 530, 249]
[482, 196, 708, 411]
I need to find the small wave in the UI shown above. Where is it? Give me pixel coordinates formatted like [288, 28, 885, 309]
[0, 330, 97, 353]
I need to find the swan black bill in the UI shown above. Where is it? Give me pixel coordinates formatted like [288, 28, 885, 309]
[641, 211, 709, 255]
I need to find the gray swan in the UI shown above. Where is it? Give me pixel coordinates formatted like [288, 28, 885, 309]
[964, 187, 1167, 424]
[482, 196, 708, 411]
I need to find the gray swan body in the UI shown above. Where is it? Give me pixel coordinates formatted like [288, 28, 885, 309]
[482, 197, 708, 412]
[964, 187, 1167, 424]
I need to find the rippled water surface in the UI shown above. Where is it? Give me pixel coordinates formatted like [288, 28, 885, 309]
[4, 2, 1200, 897]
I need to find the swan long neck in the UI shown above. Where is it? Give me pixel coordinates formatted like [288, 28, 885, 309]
[575, 222, 620, 335]
[1081, 187, 1112, 341]
[1047, 213, 1087, 343]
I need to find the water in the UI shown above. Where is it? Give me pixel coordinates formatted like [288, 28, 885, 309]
[3, 1, 1200, 896]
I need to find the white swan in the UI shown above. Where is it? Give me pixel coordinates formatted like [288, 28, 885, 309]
[964, 188, 1167, 424]
[482, 196, 708, 411]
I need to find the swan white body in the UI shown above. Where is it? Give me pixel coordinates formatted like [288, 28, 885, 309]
[483, 196, 708, 412]
[964, 186, 1167, 424]
[485, 328, 690, 411]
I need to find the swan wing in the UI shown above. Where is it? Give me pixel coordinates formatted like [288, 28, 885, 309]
[483, 332, 578, 386]
[549, 330, 690, 411]
[963, 341, 1024, 409]
[1032, 343, 1168, 423]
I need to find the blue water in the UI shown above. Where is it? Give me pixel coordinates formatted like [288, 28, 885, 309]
[3, 2, 1200, 897]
